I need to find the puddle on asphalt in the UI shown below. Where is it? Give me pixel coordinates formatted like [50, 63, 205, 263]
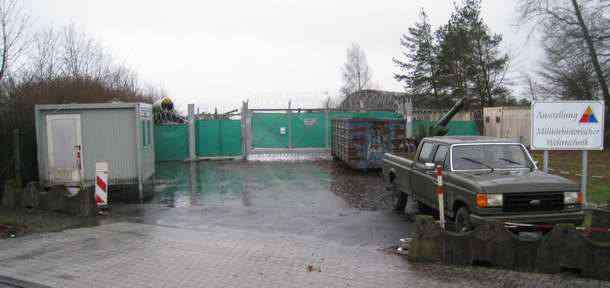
[152, 161, 392, 210]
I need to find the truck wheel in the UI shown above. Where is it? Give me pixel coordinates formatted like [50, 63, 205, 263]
[391, 182, 407, 212]
[454, 207, 473, 232]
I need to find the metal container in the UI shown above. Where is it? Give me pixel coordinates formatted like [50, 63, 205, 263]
[35, 103, 154, 202]
[331, 118, 405, 169]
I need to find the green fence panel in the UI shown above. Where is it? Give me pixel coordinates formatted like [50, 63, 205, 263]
[252, 111, 402, 149]
[196, 119, 242, 157]
[154, 124, 189, 161]
[291, 112, 326, 148]
[413, 120, 480, 136]
[220, 120, 242, 155]
[251, 113, 289, 148]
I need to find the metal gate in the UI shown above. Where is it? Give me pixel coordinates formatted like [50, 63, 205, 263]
[196, 119, 242, 157]
[251, 113, 290, 149]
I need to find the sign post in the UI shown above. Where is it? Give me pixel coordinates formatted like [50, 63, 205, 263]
[531, 101, 605, 208]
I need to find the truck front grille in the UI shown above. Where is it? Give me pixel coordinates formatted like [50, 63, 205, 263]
[502, 192, 564, 212]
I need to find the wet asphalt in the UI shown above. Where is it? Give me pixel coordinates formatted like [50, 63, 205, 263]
[107, 160, 413, 248]
[2, 161, 609, 287]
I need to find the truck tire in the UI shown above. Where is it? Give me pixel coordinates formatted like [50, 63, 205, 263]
[454, 207, 473, 232]
[391, 182, 407, 212]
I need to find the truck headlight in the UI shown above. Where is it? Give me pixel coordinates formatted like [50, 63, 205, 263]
[564, 192, 583, 205]
[476, 193, 503, 208]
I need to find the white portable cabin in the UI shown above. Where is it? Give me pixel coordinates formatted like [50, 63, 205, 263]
[35, 103, 155, 202]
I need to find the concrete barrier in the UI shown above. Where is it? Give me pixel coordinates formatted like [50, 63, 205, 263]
[407, 215, 441, 263]
[408, 215, 610, 280]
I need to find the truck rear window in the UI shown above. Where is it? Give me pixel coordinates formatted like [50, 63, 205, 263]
[418, 142, 435, 163]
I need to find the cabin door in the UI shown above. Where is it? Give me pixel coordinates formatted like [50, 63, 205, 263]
[46, 114, 82, 184]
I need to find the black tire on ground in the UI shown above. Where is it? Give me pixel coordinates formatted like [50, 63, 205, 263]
[454, 206, 473, 232]
[391, 182, 407, 212]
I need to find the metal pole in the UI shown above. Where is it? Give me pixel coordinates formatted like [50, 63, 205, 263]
[405, 96, 413, 138]
[581, 150, 588, 208]
[543, 150, 549, 173]
[241, 101, 248, 160]
[324, 108, 329, 149]
[12, 129, 22, 188]
[287, 100, 292, 149]
[188, 104, 196, 161]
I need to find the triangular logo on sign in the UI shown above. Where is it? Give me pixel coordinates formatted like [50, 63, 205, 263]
[579, 106, 598, 123]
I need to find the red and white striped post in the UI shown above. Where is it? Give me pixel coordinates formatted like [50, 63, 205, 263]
[436, 165, 445, 230]
[95, 162, 109, 208]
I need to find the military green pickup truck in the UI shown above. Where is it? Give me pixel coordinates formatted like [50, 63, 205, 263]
[383, 136, 585, 231]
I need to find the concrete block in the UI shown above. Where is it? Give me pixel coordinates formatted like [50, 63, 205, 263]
[441, 231, 472, 265]
[407, 215, 441, 263]
[583, 241, 610, 281]
[470, 221, 515, 268]
[536, 224, 586, 274]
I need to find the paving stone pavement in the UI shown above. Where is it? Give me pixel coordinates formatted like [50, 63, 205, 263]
[0, 222, 609, 288]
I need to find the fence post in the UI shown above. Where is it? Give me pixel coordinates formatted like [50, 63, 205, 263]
[405, 96, 413, 138]
[188, 104, 196, 161]
[241, 101, 247, 160]
[13, 129, 22, 188]
[324, 108, 329, 149]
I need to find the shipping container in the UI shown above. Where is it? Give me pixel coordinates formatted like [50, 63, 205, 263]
[35, 103, 155, 202]
[331, 118, 405, 169]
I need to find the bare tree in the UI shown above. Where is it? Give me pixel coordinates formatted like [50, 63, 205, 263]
[30, 27, 60, 81]
[340, 43, 372, 97]
[519, 0, 610, 144]
[0, 0, 29, 81]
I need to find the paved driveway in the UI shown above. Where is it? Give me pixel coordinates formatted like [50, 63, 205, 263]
[0, 161, 608, 287]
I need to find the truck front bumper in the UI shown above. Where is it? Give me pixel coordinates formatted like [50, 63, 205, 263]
[470, 210, 585, 226]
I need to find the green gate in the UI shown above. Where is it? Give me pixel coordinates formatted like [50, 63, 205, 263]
[196, 119, 242, 157]
[155, 124, 189, 161]
[290, 112, 326, 148]
[251, 111, 404, 149]
[251, 113, 290, 148]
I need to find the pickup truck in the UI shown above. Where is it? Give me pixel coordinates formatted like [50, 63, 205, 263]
[383, 136, 585, 232]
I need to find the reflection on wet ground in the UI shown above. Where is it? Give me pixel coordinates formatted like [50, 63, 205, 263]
[153, 160, 392, 211]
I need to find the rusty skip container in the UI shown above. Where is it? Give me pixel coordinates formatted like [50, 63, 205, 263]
[331, 118, 405, 169]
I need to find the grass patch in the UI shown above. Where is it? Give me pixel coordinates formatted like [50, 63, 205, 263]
[532, 150, 609, 207]
[0, 208, 99, 235]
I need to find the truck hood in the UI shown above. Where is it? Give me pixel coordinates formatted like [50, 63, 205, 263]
[454, 170, 578, 193]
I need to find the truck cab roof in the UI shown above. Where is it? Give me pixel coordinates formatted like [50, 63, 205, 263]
[421, 136, 522, 145]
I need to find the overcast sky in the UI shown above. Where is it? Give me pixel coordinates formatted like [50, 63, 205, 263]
[27, 0, 540, 112]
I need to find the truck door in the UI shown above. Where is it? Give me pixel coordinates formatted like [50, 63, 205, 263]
[46, 114, 82, 185]
[411, 141, 437, 206]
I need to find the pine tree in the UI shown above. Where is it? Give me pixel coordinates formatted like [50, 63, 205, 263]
[393, 9, 443, 108]
[436, 0, 510, 108]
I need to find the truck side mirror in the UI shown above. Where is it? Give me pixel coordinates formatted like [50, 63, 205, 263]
[424, 162, 436, 170]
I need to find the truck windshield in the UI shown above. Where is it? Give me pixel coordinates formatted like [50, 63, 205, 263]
[452, 144, 532, 171]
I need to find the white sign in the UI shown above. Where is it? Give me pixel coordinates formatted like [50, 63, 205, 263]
[531, 101, 605, 150]
[304, 118, 317, 127]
